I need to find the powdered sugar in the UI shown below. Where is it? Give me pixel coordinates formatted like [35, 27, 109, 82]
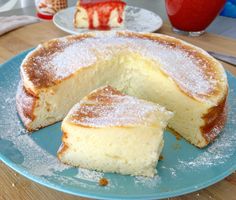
[75, 168, 104, 182]
[13, 135, 69, 176]
[0, 82, 69, 177]
[68, 86, 173, 128]
[0, 76, 104, 183]
[22, 32, 225, 103]
[49, 42, 97, 79]
[134, 175, 161, 188]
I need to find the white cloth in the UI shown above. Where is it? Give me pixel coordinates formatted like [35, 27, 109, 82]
[0, 15, 40, 36]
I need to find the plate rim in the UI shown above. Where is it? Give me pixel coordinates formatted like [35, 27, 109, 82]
[52, 6, 163, 34]
[1, 151, 236, 200]
[0, 50, 236, 200]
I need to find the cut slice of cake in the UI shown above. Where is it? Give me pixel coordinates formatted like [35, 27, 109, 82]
[57, 86, 173, 177]
[74, 0, 126, 29]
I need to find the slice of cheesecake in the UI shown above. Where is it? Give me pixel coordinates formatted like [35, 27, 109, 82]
[74, 0, 126, 30]
[57, 86, 173, 177]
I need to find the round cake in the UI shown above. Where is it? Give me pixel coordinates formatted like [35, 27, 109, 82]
[16, 31, 228, 148]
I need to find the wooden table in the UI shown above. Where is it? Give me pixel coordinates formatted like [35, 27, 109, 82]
[0, 21, 236, 200]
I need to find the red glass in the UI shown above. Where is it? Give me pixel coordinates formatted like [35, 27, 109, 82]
[165, 0, 226, 35]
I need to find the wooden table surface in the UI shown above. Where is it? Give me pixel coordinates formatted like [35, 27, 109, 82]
[0, 21, 236, 200]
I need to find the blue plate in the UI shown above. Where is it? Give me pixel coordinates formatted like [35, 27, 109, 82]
[0, 50, 236, 200]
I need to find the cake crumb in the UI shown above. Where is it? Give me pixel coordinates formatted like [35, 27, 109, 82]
[99, 178, 108, 186]
[159, 155, 164, 161]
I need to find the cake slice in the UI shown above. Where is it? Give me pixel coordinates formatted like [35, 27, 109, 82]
[74, 0, 126, 29]
[57, 86, 173, 177]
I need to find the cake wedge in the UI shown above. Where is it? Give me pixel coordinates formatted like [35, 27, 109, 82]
[57, 86, 173, 177]
[74, 0, 126, 29]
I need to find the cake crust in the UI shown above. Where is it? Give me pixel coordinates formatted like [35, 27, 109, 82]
[201, 93, 228, 144]
[16, 82, 37, 131]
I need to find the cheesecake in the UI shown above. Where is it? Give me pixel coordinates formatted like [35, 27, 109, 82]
[16, 31, 228, 148]
[74, 0, 126, 30]
[57, 85, 173, 177]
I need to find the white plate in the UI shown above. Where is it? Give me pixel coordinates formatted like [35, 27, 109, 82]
[53, 6, 163, 34]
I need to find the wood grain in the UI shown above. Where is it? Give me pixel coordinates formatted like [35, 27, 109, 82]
[0, 21, 236, 200]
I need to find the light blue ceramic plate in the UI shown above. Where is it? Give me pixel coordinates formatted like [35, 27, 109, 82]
[0, 50, 236, 200]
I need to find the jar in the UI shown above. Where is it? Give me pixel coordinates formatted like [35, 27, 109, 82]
[35, 0, 68, 20]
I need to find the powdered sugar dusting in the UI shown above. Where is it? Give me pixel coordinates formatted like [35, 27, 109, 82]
[68, 86, 173, 127]
[0, 74, 106, 184]
[14, 135, 69, 176]
[0, 82, 69, 177]
[47, 42, 97, 79]
[75, 168, 104, 182]
[134, 175, 161, 188]
[23, 33, 224, 103]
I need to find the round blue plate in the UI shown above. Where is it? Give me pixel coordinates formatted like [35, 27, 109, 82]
[0, 50, 236, 200]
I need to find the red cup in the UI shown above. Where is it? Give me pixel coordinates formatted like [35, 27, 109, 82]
[165, 0, 226, 36]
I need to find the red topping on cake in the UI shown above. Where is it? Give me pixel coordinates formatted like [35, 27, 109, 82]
[79, 0, 126, 30]
[80, 0, 123, 5]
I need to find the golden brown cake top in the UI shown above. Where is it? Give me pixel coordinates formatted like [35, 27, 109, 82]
[21, 32, 227, 104]
[66, 85, 173, 128]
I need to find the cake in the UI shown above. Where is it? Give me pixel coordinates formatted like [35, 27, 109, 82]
[57, 85, 173, 177]
[16, 31, 228, 148]
[74, 0, 126, 30]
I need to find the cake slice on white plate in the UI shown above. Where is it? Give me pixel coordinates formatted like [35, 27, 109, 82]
[74, 0, 126, 29]
[57, 86, 173, 177]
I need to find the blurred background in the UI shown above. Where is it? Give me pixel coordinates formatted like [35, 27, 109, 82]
[0, 1, 168, 22]
[221, 0, 236, 18]
[0, 0, 235, 38]
[0, 0, 77, 11]
[1, 0, 236, 18]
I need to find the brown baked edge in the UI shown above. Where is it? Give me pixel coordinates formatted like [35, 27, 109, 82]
[16, 81, 37, 131]
[16, 82, 63, 132]
[200, 88, 228, 147]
